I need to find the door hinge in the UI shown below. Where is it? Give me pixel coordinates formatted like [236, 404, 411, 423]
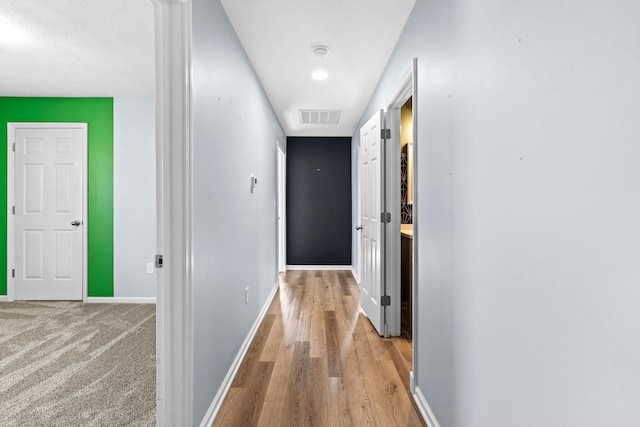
[155, 255, 164, 269]
[12, 143, 15, 152]
[11, 269, 15, 278]
[380, 128, 391, 140]
[381, 295, 391, 306]
[381, 212, 391, 223]
[12, 206, 15, 215]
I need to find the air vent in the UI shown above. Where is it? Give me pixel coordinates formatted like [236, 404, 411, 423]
[299, 109, 342, 125]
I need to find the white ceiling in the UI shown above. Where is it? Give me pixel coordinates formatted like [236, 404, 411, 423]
[0, 0, 155, 97]
[0, 0, 415, 137]
[220, 0, 416, 136]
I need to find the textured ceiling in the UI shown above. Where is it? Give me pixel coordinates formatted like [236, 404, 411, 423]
[220, 0, 416, 136]
[0, 0, 416, 137]
[0, 0, 154, 97]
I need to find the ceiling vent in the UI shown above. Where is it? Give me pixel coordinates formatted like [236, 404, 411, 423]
[299, 109, 342, 125]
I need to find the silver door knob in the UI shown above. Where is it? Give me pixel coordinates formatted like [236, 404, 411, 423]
[355, 225, 363, 230]
[71, 220, 81, 226]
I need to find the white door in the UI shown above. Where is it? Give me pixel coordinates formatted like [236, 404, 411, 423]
[359, 110, 386, 334]
[11, 124, 86, 300]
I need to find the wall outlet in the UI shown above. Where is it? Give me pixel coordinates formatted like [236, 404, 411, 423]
[245, 286, 250, 305]
[147, 262, 155, 274]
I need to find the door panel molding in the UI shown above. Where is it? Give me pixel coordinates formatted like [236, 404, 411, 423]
[7, 122, 88, 302]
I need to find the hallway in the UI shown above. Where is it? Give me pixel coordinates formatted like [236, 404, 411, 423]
[213, 270, 424, 426]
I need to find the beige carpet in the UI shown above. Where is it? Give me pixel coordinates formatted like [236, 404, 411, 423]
[0, 301, 156, 426]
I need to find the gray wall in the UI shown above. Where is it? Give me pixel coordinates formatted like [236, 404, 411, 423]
[192, 0, 286, 423]
[113, 97, 156, 298]
[355, 0, 640, 426]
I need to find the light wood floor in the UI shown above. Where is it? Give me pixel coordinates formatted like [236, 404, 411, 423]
[213, 270, 425, 427]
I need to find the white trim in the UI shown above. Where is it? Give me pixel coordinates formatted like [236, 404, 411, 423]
[277, 144, 286, 273]
[198, 280, 280, 427]
[6, 122, 88, 303]
[152, 1, 193, 426]
[412, 385, 441, 427]
[0, 296, 9, 302]
[87, 297, 157, 304]
[286, 265, 352, 271]
[351, 267, 361, 284]
[384, 60, 416, 337]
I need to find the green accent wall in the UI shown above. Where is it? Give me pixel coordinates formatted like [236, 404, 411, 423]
[0, 97, 114, 297]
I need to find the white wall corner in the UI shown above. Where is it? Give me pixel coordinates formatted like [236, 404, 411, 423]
[412, 385, 441, 427]
[198, 280, 280, 427]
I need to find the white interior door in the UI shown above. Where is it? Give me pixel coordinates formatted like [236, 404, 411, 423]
[359, 110, 385, 334]
[11, 124, 86, 300]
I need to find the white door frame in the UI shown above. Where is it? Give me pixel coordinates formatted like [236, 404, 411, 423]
[354, 140, 363, 284]
[277, 143, 286, 273]
[384, 59, 417, 342]
[152, 0, 193, 426]
[6, 122, 88, 302]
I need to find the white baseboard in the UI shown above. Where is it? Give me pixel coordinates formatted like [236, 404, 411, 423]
[351, 267, 361, 284]
[86, 297, 156, 304]
[198, 280, 280, 427]
[287, 265, 352, 271]
[0, 296, 8, 302]
[413, 385, 441, 427]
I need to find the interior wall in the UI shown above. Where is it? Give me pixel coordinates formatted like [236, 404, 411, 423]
[286, 136, 352, 266]
[113, 97, 156, 298]
[191, 0, 286, 423]
[0, 97, 114, 297]
[355, 0, 640, 425]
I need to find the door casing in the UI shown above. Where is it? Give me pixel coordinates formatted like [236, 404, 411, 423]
[277, 142, 286, 273]
[6, 122, 88, 302]
[384, 60, 417, 339]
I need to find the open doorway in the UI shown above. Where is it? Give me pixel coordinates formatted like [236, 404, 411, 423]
[396, 96, 414, 367]
[383, 59, 417, 384]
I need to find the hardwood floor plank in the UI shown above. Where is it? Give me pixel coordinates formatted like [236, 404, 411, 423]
[264, 320, 296, 402]
[375, 358, 425, 427]
[305, 357, 328, 426]
[338, 271, 352, 296]
[256, 402, 285, 427]
[347, 402, 375, 427]
[228, 361, 275, 427]
[309, 305, 326, 359]
[323, 311, 343, 377]
[342, 339, 369, 403]
[328, 377, 352, 427]
[354, 340, 397, 427]
[280, 341, 310, 426]
[321, 271, 336, 312]
[233, 314, 276, 388]
[260, 315, 284, 362]
[211, 388, 247, 427]
[212, 270, 425, 427]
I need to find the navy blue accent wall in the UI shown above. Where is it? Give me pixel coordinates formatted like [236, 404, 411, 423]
[286, 137, 352, 265]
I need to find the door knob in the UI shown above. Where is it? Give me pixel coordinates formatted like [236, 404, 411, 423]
[71, 220, 81, 226]
[355, 225, 363, 230]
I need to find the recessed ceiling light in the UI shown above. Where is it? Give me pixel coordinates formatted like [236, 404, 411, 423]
[312, 70, 328, 80]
